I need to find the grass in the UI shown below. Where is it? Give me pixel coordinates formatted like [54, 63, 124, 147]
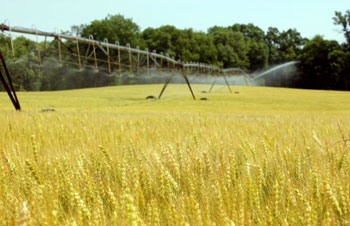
[1, 84, 350, 225]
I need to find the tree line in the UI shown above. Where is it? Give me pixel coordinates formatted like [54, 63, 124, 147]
[0, 10, 349, 91]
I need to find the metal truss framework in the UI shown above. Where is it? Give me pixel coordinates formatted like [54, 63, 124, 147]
[0, 23, 252, 109]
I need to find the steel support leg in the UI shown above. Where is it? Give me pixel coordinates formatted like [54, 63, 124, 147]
[158, 70, 196, 100]
[181, 70, 196, 100]
[0, 70, 19, 110]
[223, 75, 232, 93]
[243, 76, 249, 86]
[0, 50, 21, 110]
[209, 79, 216, 93]
[158, 73, 174, 99]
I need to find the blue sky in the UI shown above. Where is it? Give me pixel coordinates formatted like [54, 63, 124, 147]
[1, 0, 348, 43]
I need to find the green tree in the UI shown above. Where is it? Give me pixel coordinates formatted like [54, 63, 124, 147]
[328, 50, 350, 90]
[193, 32, 217, 64]
[79, 14, 142, 47]
[266, 27, 306, 64]
[142, 27, 217, 64]
[0, 34, 40, 91]
[6, 60, 41, 91]
[0, 34, 12, 60]
[231, 24, 269, 70]
[208, 26, 250, 69]
[298, 35, 345, 89]
[265, 27, 281, 64]
[142, 26, 179, 56]
[12, 37, 36, 59]
[333, 10, 350, 50]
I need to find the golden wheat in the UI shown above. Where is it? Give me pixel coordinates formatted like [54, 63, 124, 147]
[1, 85, 350, 225]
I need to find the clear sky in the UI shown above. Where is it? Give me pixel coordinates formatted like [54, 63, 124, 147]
[1, 0, 348, 43]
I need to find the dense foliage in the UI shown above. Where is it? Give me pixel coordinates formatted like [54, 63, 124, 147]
[0, 11, 349, 91]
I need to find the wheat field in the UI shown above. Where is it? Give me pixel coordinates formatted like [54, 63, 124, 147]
[1, 84, 350, 225]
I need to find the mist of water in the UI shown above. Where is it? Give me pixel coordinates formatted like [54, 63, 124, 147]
[253, 61, 299, 80]
[5, 55, 301, 91]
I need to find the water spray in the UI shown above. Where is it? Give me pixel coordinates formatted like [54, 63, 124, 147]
[253, 61, 300, 80]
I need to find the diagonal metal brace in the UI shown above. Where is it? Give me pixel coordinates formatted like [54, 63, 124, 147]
[181, 69, 196, 100]
[54, 36, 76, 55]
[209, 79, 216, 93]
[97, 44, 108, 56]
[150, 55, 160, 67]
[223, 75, 232, 93]
[158, 73, 174, 99]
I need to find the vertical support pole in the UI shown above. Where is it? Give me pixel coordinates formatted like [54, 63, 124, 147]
[136, 46, 140, 75]
[115, 41, 121, 76]
[54, 28, 61, 64]
[166, 54, 170, 73]
[126, 43, 132, 75]
[89, 35, 98, 71]
[146, 48, 150, 76]
[82, 42, 91, 67]
[4, 21, 15, 61]
[58, 37, 62, 64]
[33, 25, 42, 68]
[153, 50, 157, 73]
[9, 25, 15, 61]
[160, 52, 163, 74]
[76, 37, 82, 70]
[43, 36, 47, 51]
[172, 58, 175, 74]
[104, 38, 111, 74]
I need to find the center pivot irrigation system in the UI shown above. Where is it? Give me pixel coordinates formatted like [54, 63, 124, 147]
[0, 23, 253, 111]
